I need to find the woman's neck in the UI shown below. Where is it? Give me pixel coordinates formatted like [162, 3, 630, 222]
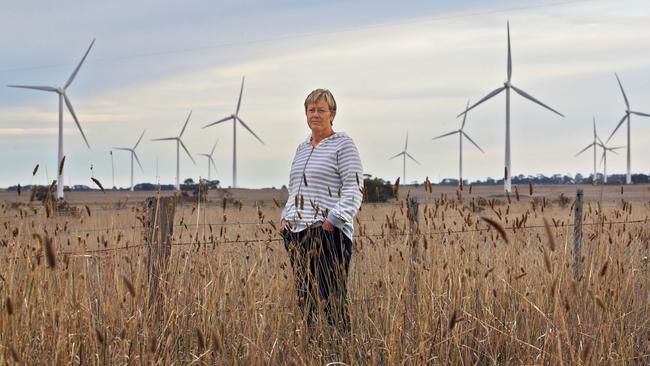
[311, 129, 335, 146]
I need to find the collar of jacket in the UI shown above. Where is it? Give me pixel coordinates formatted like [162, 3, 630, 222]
[301, 131, 348, 146]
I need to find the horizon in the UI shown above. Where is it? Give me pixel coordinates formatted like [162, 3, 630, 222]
[4, 171, 648, 191]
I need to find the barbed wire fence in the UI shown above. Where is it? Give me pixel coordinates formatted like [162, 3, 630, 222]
[2, 187, 648, 268]
[2, 210, 646, 260]
[3, 188, 649, 325]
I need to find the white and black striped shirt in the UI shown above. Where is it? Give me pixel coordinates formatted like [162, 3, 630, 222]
[281, 132, 363, 240]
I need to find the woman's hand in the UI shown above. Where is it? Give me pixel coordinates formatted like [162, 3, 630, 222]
[322, 220, 335, 232]
[281, 219, 292, 231]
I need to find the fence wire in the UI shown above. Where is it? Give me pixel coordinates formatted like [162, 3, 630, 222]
[1, 217, 646, 261]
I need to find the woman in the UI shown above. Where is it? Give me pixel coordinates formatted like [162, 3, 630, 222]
[280, 89, 363, 333]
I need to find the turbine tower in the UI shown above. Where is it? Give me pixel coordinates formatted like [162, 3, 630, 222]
[389, 132, 420, 184]
[605, 73, 650, 184]
[151, 111, 196, 190]
[575, 117, 600, 184]
[597, 137, 624, 184]
[113, 130, 145, 191]
[8, 39, 95, 200]
[432, 100, 484, 186]
[198, 139, 218, 181]
[203, 76, 264, 188]
[458, 22, 564, 193]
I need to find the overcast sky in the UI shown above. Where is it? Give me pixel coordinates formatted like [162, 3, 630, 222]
[1, 0, 649, 188]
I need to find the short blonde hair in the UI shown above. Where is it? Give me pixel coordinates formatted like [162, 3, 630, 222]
[304, 89, 337, 114]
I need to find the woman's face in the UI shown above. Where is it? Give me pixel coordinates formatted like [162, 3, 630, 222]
[306, 99, 335, 135]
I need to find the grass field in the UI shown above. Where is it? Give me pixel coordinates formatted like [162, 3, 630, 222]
[1, 184, 649, 364]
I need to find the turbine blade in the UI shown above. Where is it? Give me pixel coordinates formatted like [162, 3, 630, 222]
[179, 110, 192, 137]
[610, 146, 624, 151]
[507, 21, 512, 82]
[593, 116, 597, 139]
[614, 73, 630, 110]
[203, 115, 233, 128]
[575, 143, 594, 157]
[133, 152, 144, 172]
[389, 152, 404, 160]
[179, 139, 196, 165]
[236, 116, 265, 145]
[631, 111, 650, 117]
[151, 137, 177, 141]
[606, 114, 627, 143]
[405, 152, 420, 165]
[112, 147, 132, 152]
[63, 94, 90, 148]
[432, 131, 459, 140]
[209, 157, 218, 171]
[133, 129, 146, 149]
[461, 99, 470, 130]
[235, 76, 245, 116]
[456, 86, 505, 118]
[64, 39, 95, 89]
[609, 149, 620, 155]
[210, 139, 218, 155]
[599, 152, 605, 167]
[510, 85, 564, 117]
[7, 85, 58, 92]
[462, 131, 484, 153]
[404, 132, 408, 150]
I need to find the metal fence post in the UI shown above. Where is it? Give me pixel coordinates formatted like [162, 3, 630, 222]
[573, 189, 583, 279]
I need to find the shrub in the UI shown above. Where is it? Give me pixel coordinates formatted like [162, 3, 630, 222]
[364, 176, 393, 203]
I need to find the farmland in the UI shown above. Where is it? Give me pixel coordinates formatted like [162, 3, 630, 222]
[1, 184, 649, 364]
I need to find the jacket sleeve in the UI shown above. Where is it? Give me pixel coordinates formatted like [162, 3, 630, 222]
[326, 138, 363, 229]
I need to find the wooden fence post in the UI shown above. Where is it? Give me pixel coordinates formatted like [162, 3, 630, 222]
[143, 196, 177, 312]
[573, 189, 583, 279]
[408, 197, 420, 294]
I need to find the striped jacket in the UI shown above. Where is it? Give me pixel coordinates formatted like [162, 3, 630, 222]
[281, 132, 363, 240]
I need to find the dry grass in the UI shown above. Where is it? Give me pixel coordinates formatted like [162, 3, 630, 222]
[0, 184, 649, 364]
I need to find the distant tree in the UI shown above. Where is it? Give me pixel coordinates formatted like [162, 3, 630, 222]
[440, 178, 459, 186]
[72, 185, 92, 191]
[632, 174, 650, 184]
[134, 183, 157, 191]
[363, 176, 393, 203]
[205, 180, 220, 190]
[181, 178, 197, 192]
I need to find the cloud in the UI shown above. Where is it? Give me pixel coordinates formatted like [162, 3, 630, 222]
[0, 127, 60, 135]
[1, 0, 650, 188]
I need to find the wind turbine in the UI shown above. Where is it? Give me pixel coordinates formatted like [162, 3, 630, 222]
[605, 73, 650, 184]
[8, 39, 95, 200]
[113, 130, 146, 191]
[433, 100, 484, 186]
[458, 22, 564, 193]
[389, 132, 419, 184]
[597, 137, 624, 184]
[151, 111, 196, 190]
[203, 76, 264, 188]
[575, 117, 600, 185]
[198, 139, 218, 181]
